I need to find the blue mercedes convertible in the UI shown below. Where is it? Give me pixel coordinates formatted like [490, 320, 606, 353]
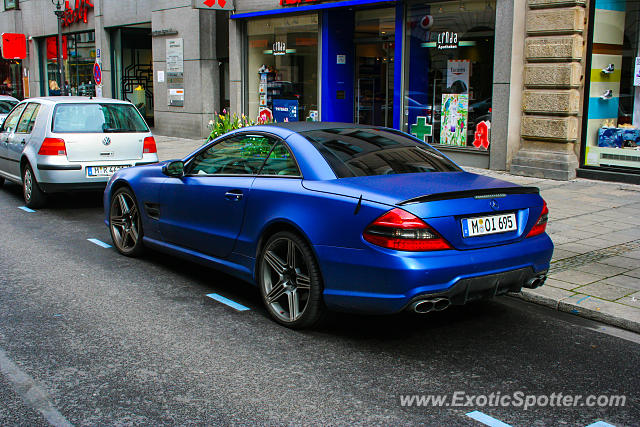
[104, 123, 553, 328]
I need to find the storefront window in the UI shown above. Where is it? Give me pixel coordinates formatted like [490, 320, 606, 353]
[404, 0, 495, 150]
[0, 59, 23, 99]
[583, 0, 640, 171]
[247, 15, 318, 122]
[44, 31, 96, 96]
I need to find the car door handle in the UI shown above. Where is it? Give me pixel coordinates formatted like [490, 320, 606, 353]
[224, 190, 243, 201]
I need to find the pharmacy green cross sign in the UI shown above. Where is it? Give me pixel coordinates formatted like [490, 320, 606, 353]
[410, 116, 432, 141]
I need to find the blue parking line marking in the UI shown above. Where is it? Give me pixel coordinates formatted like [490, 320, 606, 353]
[18, 206, 36, 213]
[87, 238, 112, 249]
[586, 422, 616, 427]
[466, 411, 512, 427]
[576, 295, 591, 304]
[206, 293, 250, 311]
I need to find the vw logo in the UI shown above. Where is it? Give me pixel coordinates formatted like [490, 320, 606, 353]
[102, 137, 111, 146]
[489, 199, 499, 211]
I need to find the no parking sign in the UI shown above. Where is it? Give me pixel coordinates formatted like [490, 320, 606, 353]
[93, 62, 102, 85]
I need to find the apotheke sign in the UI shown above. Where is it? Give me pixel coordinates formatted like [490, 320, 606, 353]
[437, 32, 458, 50]
[273, 41, 286, 56]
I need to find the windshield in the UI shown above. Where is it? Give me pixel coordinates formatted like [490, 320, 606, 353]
[301, 128, 461, 178]
[52, 103, 149, 133]
[0, 100, 18, 114]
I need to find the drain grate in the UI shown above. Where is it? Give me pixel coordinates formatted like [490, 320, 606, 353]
[549, 239, 640, 273]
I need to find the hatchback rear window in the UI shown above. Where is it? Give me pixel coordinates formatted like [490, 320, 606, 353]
[52, 103, 149, 133]
[0, 100, 17, 114]
[301, 128, 461, 178]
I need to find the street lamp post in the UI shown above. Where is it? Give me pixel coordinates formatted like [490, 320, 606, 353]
[51, 0, 67, 95]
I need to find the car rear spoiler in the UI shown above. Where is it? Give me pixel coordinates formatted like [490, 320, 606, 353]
[397, 187, 540, 205]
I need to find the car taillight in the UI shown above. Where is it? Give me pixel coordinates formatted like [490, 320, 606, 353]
[527, 201, 549, 238]
[143, 136, 157, 154]
[363, 208, 452, 251]
[38, 138, 66, 156]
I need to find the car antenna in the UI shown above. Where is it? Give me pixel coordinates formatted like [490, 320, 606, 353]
[354, 195, 363, 215]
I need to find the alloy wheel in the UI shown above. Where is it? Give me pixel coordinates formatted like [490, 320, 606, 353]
[23, 168, 33, 203]
[261, 237, 312, 323]
[110, 191, 140, 252]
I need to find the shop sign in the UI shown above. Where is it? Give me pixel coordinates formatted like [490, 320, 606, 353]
[1, 33, 26, 60]
[61, 0, 94, 27]
[273, 41, 286, 56]
[193, 0, 234, 11]
[436, 32, 458, 50]
[472, 121, 490, 149]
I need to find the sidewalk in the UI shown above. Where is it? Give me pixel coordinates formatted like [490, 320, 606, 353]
[153, 133, 640, 333]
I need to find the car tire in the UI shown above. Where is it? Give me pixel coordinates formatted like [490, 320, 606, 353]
[258, 231, 326, 329]
[0, 176, 4, 187]
[109, 187, 145, 257]
[22, 164, 46, 209]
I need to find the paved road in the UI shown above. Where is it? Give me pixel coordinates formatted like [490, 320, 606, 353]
[0, 181, 638, 426]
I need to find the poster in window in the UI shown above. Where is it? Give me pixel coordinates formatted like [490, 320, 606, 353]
[446, 60, 470, 93]
[273, 99, 298, 122]
[440, 94, 468, 146]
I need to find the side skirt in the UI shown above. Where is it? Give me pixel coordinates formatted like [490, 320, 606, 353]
[142, 236, 255, 284]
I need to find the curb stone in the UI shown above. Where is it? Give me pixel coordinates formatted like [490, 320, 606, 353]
[513, 288, 640, 333]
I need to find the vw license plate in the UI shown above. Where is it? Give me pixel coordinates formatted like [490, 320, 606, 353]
[86, 165, 130, 177]
[462, 213, 517, 238]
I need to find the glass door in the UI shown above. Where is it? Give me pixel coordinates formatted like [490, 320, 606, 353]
[354, 8, 395, 127]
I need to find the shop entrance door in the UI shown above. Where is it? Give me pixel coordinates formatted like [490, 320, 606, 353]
[354, 9, 395, 127]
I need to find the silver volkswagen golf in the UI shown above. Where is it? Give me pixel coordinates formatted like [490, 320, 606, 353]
[0, 97, 158, 208]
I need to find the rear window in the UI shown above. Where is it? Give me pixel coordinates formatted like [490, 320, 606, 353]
[301, 128, 461, 178]
[0, 100, 17, 114]
[52, 103, 149, 133]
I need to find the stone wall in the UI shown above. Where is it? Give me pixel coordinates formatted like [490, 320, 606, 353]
[510, 0, 588, 180]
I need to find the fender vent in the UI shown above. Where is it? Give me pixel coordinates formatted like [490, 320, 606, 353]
[144, 202, 160, 220]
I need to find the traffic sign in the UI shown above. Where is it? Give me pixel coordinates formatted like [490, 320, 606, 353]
[93, 62, 102, 85]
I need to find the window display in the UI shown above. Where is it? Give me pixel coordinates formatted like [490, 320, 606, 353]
[247, 15, 318, 122]
[0, 59, 23, 99]
[403, 0, 495, 150]
[583, 0, 640, 171]
[44, 31, 96, 97]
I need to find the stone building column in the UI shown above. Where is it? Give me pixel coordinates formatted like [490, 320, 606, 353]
[228, 18, 244, 117]
[510, 0, 587, 180]
[93, 0, 112, 98]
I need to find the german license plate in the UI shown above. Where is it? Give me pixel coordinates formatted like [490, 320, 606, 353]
[462, 213, 517, 237]
[86, 165, 130, 177]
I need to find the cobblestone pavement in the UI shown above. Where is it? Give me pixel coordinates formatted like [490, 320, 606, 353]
[153, 132, 640, 332]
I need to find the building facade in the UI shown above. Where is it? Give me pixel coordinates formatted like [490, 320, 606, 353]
[229, 0, 524, 171]
[0, 0, 229, 138]
[2, 0, 639, 182]
[227, 0, 640, 182]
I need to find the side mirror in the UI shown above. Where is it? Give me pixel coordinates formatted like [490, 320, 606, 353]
[162, 160, 184, 177]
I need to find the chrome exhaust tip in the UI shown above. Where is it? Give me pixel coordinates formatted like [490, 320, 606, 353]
[412, 300, 435, 314]
[433, 298, 451, 311]
[524, 274, 547, 289]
